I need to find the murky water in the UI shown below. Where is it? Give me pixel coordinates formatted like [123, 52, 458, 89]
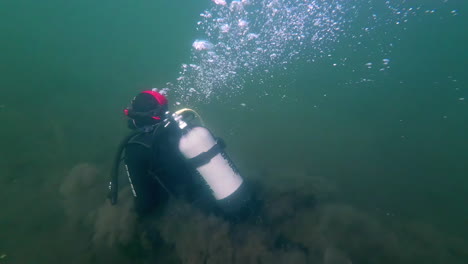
[0, 0, 467, 263]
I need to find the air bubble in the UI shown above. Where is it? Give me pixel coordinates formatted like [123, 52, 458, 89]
[192, 40, 214, 51]
[170, 0, 425, 102]
[212, 0, 226, 6]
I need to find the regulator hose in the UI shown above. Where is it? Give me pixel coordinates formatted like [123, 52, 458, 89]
[108, 131, 141, 205]
[174, 108, 205, 126]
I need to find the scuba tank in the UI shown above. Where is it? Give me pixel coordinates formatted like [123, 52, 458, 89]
[171, 109, 252, 215]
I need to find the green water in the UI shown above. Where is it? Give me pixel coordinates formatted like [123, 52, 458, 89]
[1, 0, 467, 263]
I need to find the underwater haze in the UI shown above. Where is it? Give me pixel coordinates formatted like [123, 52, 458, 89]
[1, 0, 467, 263]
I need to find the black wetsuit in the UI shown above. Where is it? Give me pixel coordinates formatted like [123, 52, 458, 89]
[124, 121, 212, 217]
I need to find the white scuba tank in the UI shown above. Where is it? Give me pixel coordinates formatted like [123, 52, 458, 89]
[178, 126, 244, 200]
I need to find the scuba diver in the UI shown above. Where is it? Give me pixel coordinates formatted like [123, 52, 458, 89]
[107, 89, 312, 259]
[108, 89, 253, 220]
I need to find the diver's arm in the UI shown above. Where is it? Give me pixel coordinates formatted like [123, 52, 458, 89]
[124, 144, 161, 216]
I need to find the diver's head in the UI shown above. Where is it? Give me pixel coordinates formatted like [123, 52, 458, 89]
[124, 90, 168, 128]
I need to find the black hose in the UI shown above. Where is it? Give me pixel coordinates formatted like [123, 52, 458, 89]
[108, 131, 142, 205]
